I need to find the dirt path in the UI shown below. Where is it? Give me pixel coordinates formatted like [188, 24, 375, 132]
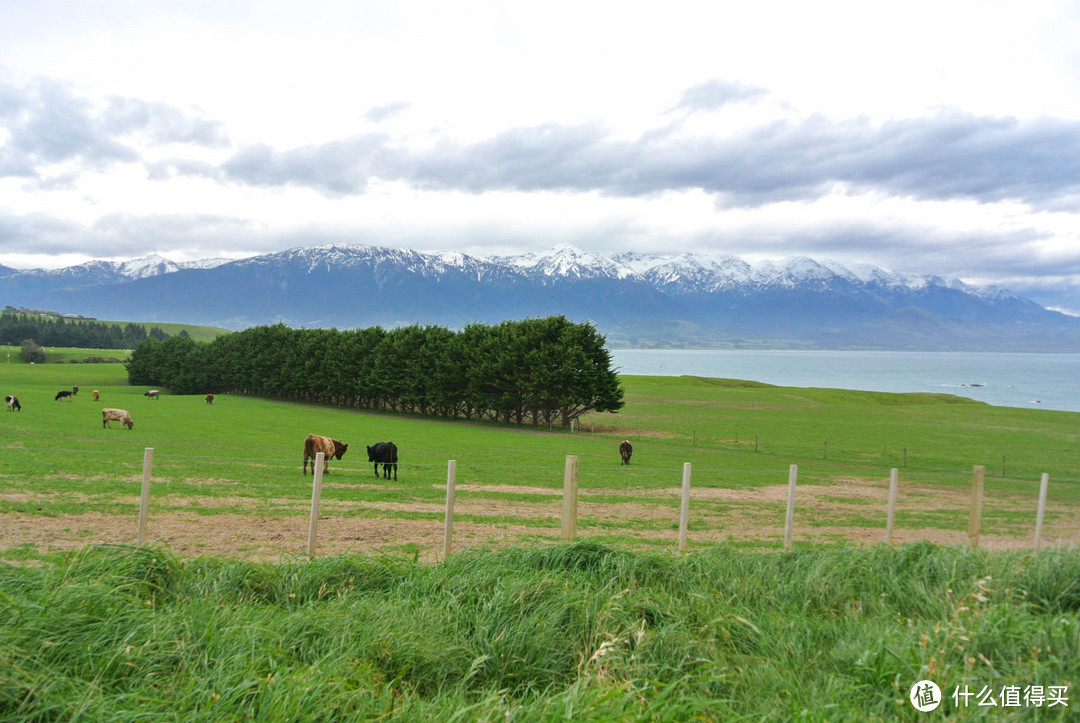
[2, 478, 1076, 562]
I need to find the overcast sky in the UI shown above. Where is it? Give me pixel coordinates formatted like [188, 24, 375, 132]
[2, 1, 1080, 311]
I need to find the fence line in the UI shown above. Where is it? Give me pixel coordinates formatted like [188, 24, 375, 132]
[10, 447, 1072, 557]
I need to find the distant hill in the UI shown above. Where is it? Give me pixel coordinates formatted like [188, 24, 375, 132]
[2, 243, 1079, 351]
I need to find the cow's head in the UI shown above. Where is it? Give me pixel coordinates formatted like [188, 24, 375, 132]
[332, 440, 348, 460]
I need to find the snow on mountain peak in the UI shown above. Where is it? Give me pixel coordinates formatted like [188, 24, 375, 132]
[500, 244, 637, 280]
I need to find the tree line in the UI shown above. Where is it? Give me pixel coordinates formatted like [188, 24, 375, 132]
[0, 312, 169, 350]
[125, 316, 625, 426]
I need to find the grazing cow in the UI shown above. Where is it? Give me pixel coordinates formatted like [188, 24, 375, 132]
[72, 385, 79, 397]
[55, 390, 73, 401]
[92, 390, 100, 401]
[102, 408, 134, 430]
[5, 395, 20, 412]
[144, 390, 160, 399]
[205, 394, 214, 405]
[367, 442, 398, 480]
[303, 433, 348, 475]
[619, 440, 633, 465]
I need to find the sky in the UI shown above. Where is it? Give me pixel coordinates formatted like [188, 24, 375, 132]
[2, 0, 1080, 312]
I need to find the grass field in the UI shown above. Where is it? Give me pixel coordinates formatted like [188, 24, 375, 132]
[2, 359, 1078, 719]
[1, 359, 1078, 560]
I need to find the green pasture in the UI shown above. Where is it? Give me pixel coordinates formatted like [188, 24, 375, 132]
[102, 319, 229, 343]
[2, 358, 1079, 554]
[1, 345, 132, 365]
[2, 360, 1079, 719]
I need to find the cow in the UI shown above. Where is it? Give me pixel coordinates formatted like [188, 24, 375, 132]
[367, 442, 398, 480]
[55, 390, 73, 401]
[72, 385, 79, 397]
[102, 408, 134, 430]
[144, 390, 160, 399]
[303, 433, 348, 475]
[205, 394, 215, 405]
[619, 440, 633, 465]
[5, 395, 20, 412]
[92, 390, 100, 401]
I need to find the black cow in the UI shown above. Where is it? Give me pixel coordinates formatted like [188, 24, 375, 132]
[55, 390, 73, 401]
[367, 442, 398, 480]
[5, 395, 20, 412]
[619, 440, 633, 465]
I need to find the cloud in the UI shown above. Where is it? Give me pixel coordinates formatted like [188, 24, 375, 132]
[364, 102, 410, 123]
[674, 79, 767, 112]
[220, 133, 390, 195]
[0, 211, 84, 253]
[101, 97, 229, 147]
[0, 78, 227, 183]
[0, 79, 138, 177]
[0, 209, 256, 260]
[208, 106, 1080, 211]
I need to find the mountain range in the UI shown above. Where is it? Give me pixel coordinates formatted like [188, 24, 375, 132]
[3, 243, 1079, 351]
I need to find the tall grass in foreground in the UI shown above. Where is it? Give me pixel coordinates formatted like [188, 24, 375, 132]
[1, 542, 1077, 721]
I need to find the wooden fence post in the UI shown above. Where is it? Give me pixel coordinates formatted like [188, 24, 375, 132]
[784, 464, 797, 549]
[968, 465, 985, 548]
[677, 463, 692, 553]
[884, 468, 899, 545]
[306, 452, 324, 556]
[561, 455, 579, 541]
[1034, 473, 1050, 552]
[442, 460, 457, 558]
[136, 447, 153, 545]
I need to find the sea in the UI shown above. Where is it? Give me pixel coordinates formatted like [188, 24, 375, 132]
[609, 349, 1080, 414]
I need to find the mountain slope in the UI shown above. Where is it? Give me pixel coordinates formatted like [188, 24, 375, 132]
[2, 243, 1078, 351]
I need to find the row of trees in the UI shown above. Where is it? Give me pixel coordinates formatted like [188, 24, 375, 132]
[0, 312, 170, 349]
[125, 316, 625, 426]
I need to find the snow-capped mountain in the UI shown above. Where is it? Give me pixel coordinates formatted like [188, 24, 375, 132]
[1, 243, 1077, 350]
[495, 243, 638, 282]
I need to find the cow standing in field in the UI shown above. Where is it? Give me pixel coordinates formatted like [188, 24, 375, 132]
[619, 440, 633, 465]
[5, 395, 20, 412]
[92, 390, 100, 401]
[303, 434, 349, 475]
[205, 394, 214, 404]
[367, 442, 398, 480]
[144, 390, 160, 399]
[72, 386, 78, 397]
[102, 408, 134, 429]
[55, 390, 73, 401]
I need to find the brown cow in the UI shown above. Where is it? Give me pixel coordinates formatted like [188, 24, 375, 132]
[619, 440, 633, 465]
[92, 390, 100, 401]
[205, 394, 214, 404]
[102, 408, 134, 430]
[303, 433, 348, 475]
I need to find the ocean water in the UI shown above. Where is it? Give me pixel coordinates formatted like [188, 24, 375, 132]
[609, 349, 1080, 414]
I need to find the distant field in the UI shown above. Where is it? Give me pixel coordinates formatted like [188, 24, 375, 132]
[2, 362, 1078, 561]
[1, 345, 131, 364]
[96, 319, 230, 343]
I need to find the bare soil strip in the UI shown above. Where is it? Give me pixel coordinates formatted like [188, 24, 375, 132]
[2, 477, 1076, 562]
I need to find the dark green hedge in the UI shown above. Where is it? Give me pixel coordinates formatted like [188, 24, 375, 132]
[125, 316, 624, 426]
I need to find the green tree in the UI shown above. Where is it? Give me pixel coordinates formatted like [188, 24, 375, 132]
[20, 339, 46, 364]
